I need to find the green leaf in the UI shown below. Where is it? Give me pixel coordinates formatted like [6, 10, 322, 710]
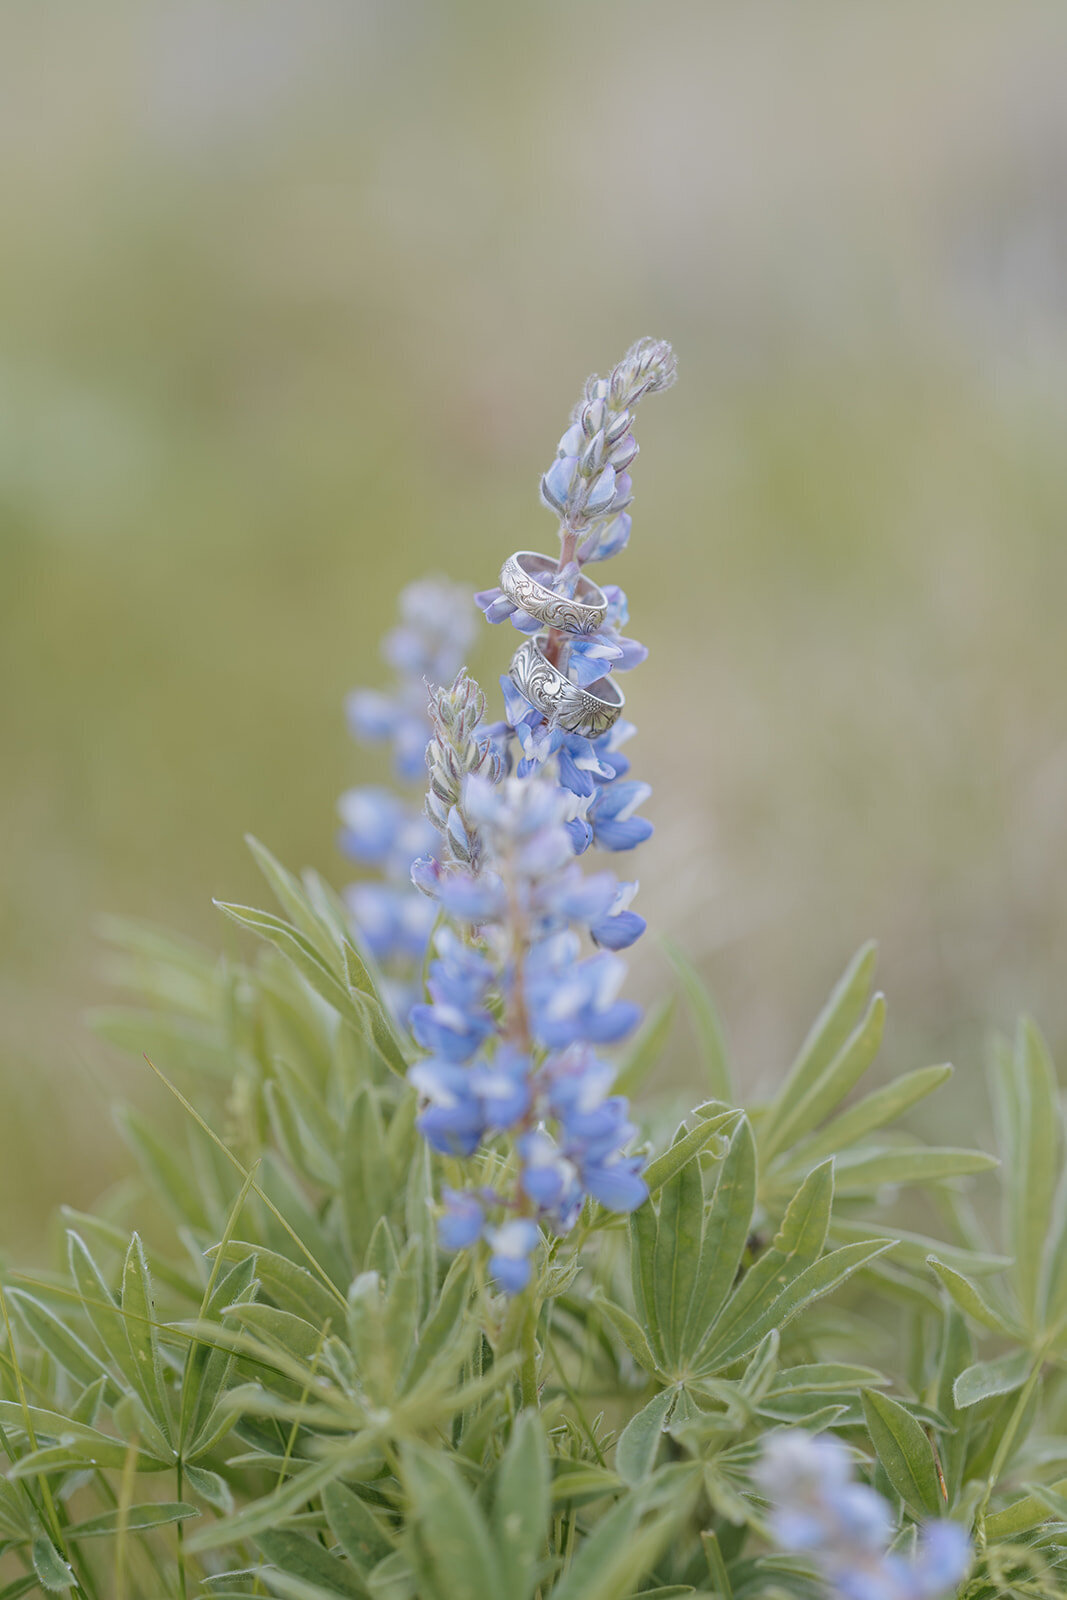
[1004, 1021, 1060, 1325]
[227, 1302, 328, 1367]
[831, 1146, 997, 1195]
[121, 1232, 172, 1441]
[769, 1363, 887, 1394]
[642, 1110, 738, 1198]
[119, 1106, 212, 1231]
[7, 1289, 113, 1394]
[986, 1473, 1067, 1540]
[786, 1063, 953, 1168]
[66, 1502, 200, 1539]
[595, 1295, 660, 1377]
[953, 1349, 1033, 1409]
[187, 1450, 371, 1551]
[31, 1537, 74, 1593]
[549, 1487, 689, 1600]
[550, 1465, 623, 1507]
[616, 1389, 675, 1484]
[682, 1118, 757, 1360]
[246, 835, 344, 969]
[762, 993, 886, 1163]
[926, 1256, 1020, 1338]
[861, 1389, 942, 1517]
[492, 1412, 549, 1600]
[343, 1088, 393, 1264]
[183, 1462, 235, 1512]
[654, 1138, 706, 1366]
[695, 1159, 833, 1365]
[209, 1240, 340, 1325]
[763, 942, 877, 1142]
[662, 939, 731, 1101]
[214, 900, 364, 1031]
[403, 1444, 502, 1600]
[615, 998, 676, 1098]
[323, 1481, 393, 1575]
[256, 1530, 365, 1597]
[701, 1240, 892, 1369]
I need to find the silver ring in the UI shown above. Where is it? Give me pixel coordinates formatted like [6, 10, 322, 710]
[509, 635, 624, 738]
[499, 550, 608, 636]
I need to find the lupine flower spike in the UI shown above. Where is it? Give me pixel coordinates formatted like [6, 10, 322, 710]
[757, 1431, 972, 1600]
[338, 577, 474, 1015]
[403, 340, 676, 1292]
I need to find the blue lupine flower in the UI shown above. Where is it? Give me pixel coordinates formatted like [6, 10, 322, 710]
[486, 1219, 541, 1295]
[525, 939, 642, 1049]
[757, 1431, 971, 1600]
[438, 1187, 484, 1251]
[340, 578, 475, 987]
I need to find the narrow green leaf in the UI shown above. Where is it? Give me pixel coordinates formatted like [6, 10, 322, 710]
[769, 1364, 887, 1394]
[66, 1502, 200, 1539]
[256, 1529, 365, 1597]
[343, 1088, 393, 1264]
[701, 1530, 733, 1598]
[616, 1389, 674, 1484]
[492, 1412, 549, 1600]
[762, 993, 886, 1163]
[187, 1450, 371, 1551]
[702, 1240, 892, 1369]
[323, 1480, 393, 1575]
[214, 900, 363, 1030]
[550, 1465, 623, 1506]
[226, 1302, 327, 1366]
[550, 1488, 688, 1600]
[986, 1474, 1067, 1540]
[595, 1295, 660, 1376]
[662, 940, 731, 1100]
[403, 1444, 502, 1600]
[7, 1289, 113, 1394]
[763, 942, 877, 1141]
[786, 1064, 953, 1168]
[1007, 1021, 1060, 1324]
[246, 835, 344, 969]
[642, 1110, 737, 1198]
[682, 1118, 757, 1360]
[926, 1257, 1020, 1338]
[119, 1107, 212, 1232]
[209, 1241, 339, 1326]
[615, 997, 676, 1098]
[121, 1232, 172, 1441]
[31, 1537, 74, 1593]
[861, 1389, 942, 1517]
[654, 1139, 705, 1366]
[695, 1160, 833, 1364]
[953, 1349, 1033, 1409]
[831, 1147, 997, 1195]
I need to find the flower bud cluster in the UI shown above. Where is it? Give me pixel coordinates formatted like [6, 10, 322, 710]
[540, 336, 676, 554]
[424, 669, 503, 871]
[338, 578, 474, 1010]
[757, 1432, 971, 1600]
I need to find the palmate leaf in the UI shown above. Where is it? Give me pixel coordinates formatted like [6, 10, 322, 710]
[992, 1020, 1062, 1333]
[616, 1389, 675, 1485]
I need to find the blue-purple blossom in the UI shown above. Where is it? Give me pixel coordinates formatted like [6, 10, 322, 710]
[757, 1432, 971, 1600]
[338, 579, 475, 1006]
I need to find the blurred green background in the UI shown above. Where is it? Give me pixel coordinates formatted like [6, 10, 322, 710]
[3, 1, 1067, 1250]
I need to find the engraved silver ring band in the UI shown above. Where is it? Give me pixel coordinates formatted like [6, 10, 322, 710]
[499, 550, 608, 636]
[508, 634, 625, 739]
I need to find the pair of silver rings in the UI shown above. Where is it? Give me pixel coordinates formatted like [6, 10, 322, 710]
[500, 549, 624, 738]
